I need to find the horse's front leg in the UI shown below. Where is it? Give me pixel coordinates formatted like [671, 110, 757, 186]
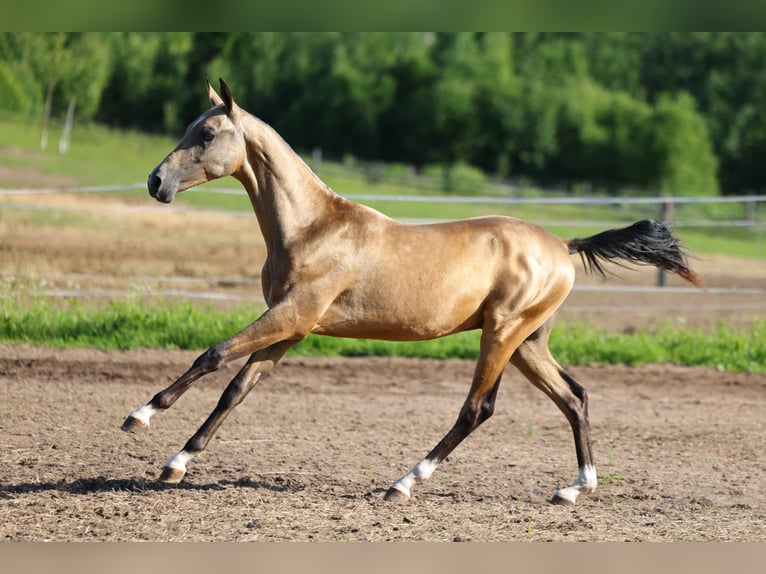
[159, 340, 295, 483]
[120, 293, 326, 482]
[121, 303, 307, 433]
[120, 346, 225, 433]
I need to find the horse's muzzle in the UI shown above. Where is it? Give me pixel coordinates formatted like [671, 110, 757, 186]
[147, 169, 174, 203]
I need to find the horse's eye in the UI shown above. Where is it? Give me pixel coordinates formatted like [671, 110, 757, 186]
[202, 131, 215, 143]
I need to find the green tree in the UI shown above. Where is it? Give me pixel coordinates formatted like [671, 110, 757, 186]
[649, 92, 719, 196]
[45, 34, 112, 121]
[377, 32, 438, 165]
[554, 80, 655, 189]
[509, 34, 592, 176]
[96, 33, 164, 130]
[96, 33, 192, 132]
[428, 33, 483, 164]
[471, 33, 519, 177]
[4, 32, 762, 195]
[0, 33, 43, 116]
[637, 32, 766, 192]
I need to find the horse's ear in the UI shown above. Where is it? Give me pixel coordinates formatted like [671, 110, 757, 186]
[206, 77, 223, 107]
[219, 78, 238, 115]
[218, 78, 239, 114]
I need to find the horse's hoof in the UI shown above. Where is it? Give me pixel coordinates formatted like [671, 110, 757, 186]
[121, 415, 149, 433]
[383, 487, 410, 502]
[550, 492, 577, 506]
[158, 466, 186, 484]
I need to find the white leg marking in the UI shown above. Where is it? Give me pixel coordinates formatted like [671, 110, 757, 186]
[129, 403, 158, 427]
[165, 450, 194, 473]
[553, 464, 598, 504]
[389, 458, 439, 499]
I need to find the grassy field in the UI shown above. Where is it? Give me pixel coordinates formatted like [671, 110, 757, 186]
[1, 296, 764, 373]
[0, 113, 176, 187]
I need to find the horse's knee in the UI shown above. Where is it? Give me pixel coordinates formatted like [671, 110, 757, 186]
[193, 343, 227, 373]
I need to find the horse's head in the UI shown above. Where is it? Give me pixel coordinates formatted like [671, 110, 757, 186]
[148, 78, 245, 203]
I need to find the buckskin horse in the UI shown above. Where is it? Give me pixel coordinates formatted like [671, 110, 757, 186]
[122, 79, 703, 505]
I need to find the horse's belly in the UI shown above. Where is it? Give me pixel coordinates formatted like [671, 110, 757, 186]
[312, 289, 485, 341]
[312, 317, 481, 341]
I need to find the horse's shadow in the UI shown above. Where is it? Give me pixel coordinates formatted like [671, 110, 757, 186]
[0, 475, 309, 498]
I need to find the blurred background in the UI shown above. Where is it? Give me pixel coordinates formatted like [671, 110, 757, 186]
[3, 32, 766, 195]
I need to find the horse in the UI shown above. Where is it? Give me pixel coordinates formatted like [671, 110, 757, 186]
[121, 78, 703, 505]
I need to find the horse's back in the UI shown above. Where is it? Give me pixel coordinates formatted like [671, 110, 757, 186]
[399, 215, 573, 285]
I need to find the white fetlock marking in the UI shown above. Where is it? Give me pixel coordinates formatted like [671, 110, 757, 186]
[582, 464, 598, 490]
[165, 450, 193, 472]
[129, 403, 157, 427]
[554, 464, 598, 503]
[390, 458, 438, 499]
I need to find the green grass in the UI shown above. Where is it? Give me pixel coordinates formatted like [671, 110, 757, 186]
[0, 113, 176, 187]
[550, 322, 766, 373]
[2, 296, 764, 373]
[680, 227, 766, 258]
[0, 297, 245, 351]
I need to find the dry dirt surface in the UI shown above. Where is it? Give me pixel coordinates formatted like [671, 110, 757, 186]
[1, 344, 764, 542]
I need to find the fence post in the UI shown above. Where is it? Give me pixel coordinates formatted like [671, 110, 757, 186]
[657, 198, 673, 287]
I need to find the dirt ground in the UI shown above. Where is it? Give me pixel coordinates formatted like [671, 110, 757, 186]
[1, 188, 765, 541]
[1, 345, 764, 541]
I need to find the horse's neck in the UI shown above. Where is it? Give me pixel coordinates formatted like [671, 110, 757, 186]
[237, 116, 338, 252]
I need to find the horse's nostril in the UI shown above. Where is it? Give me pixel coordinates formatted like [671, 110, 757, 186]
[148, 173, 162, 195]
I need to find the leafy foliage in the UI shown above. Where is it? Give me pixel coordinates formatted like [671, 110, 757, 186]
[2, 33, 766, 193]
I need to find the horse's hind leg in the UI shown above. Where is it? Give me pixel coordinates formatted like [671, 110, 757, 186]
[158, 340, 294, 483]
[384, 319, 532, 502]
[510, 322, 597, 505]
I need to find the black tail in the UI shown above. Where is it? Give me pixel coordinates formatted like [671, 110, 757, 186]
[567, 219, 704, 288]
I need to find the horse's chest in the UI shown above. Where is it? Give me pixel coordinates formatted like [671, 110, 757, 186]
[259, 260, 288, 307]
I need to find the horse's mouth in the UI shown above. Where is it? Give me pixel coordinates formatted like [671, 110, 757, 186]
[155, 193, 175, 204]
